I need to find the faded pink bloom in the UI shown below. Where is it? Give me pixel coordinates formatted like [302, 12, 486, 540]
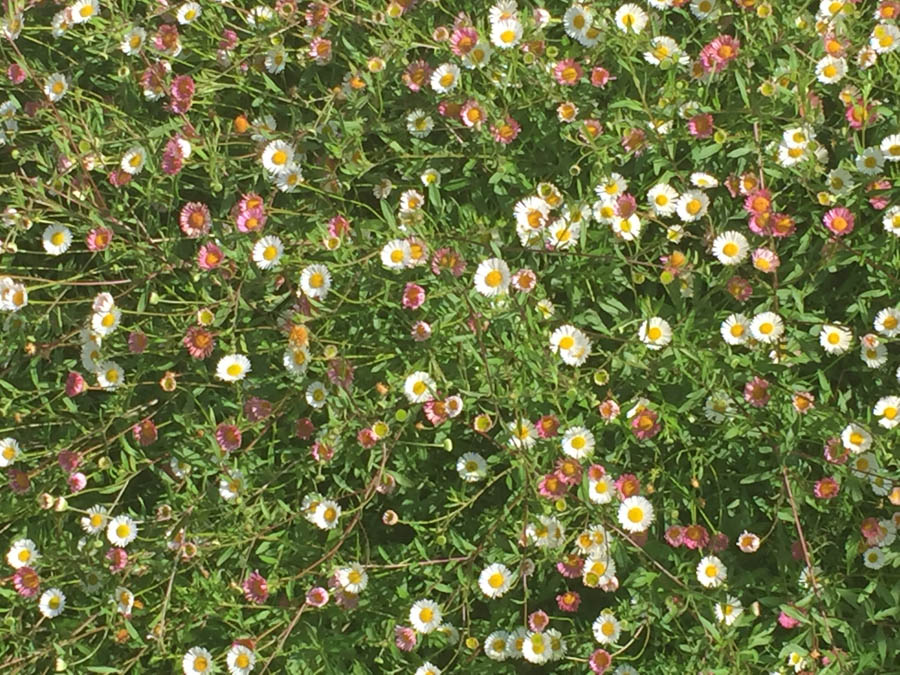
[555, 457, 582, 486]
[599, 574, 620, 591]
[154, 24, 182, 57]
[219, 28, 238, 50]
[726, 276, 752, 302]
[128, 331, 149, 354]
[845, 99, 876, 130]
[664, 525, 684, 547]
[615, 473, 641, 499]
[538, 473, 567, 499]
[309, 37, 332, 64]
[792, 392, 815, 414]
[688, 113, 714, 139]
[8, 468, 30, 494]
[168, 74, 195, 114]
[133, 418, 158, 446]
[450, 27, 478, 56]
[243, 570, 269, 604]
[553, 58, 583, 86]
[327, 358, 354, 389]
[751, 247, 780, 273]
[528, 610, 550, 632]
[328, 214, 351, 238]
[631, 408, 661, 440]
[402, 60, 432, 92]
[140, 62, 169, 100]
[682, 524, 709, 550]
[590, 66, 614, 88]
[106, 546, 128, 572]
[423, 399, 449, 427]
[598, 399, 620, 422]
[615, 193, 637, 219]
[823, 437, 849, 464]
[709, 532, 729, 553]
[588, 464, 606, 481]
[108, 169, 132, 187]
[244, 397, 272, 422]
[357, 428, 377, 449]
[85, 227, 113, 252]
[437, 99, 462, 118]
[401, 283, 426, 310]
[556, 553, 584, 578]
[860, 517, 882, 544]
[699, 35, 740, 73]
[197, 242, 225, 270]
[430, 247, 466, 277]
[823, 206, 854, 237]
[58, 451, 81, 474]
[295, 417, 315, 440]
[771, 212, 797, 238]
[411, 320, 432, 341]
[535, 414, 560, 439]
[778, 610, 800, 629]
[161, 137, 184, 176]
[814, 476, 840, 499]
[866, 179, 891, 210]
[490, 116, 521, 145]
[183, 325, 215, 359]
[589, 648, 613, 674]
[7, 63, 26, 84]
[236, 208, 266, 234]
[68, 472, 87, 492]
[311, 441, 334, 462]
[744, 189, 772, 216]
[510, 268, 537, 292]
[395, 625, 417, 651]
[460, 99, 485, 129]
[744, 376, 771, 408]
[306, 586, 329, 607]
[622, 127, 647, 155]
[13, 566, 39, 598]
[556, 590, 581, 612]
[580, 118, 603, 142]
[215, 423, 242, 452]
[180, 202, 211, 238]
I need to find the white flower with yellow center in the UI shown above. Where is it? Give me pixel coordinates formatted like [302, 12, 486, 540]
[261, 140, 295, 175]
[216, 354, 251, 382]
[522, 631, 551, 664]
[874, 395, 900, 429]
[507, 418, 537, 449]
[227, 644, 255, 675]
[409, 599, 442, 634]
[714, 596, 742, 625]
[618, 495, 654, 533]
[182, 646, 214, 675]
[478, 562, 512, 598]
[252, 235, 283, 270]
[583, 554, 616, 587]
[219, 469, 244, 501]
[815, 55, 847, 84]
[403, 371, 435, 404]
[749, 311, 784, 343]
[457, 452, 487, 482]
[42, 224, 72, 256]
[7, 538, 39, 568]
[720, 313, 750, 345]
[639, 317, 672, 350]
[473, 257, 511, 297]
[120, 146, 147, 175]
[490, 18, 522, 49]
[592, 610, 621, 645]
[380, 238, 412, 270]
[120, 27, 146, 55]
[819, 324, 853, 354]
[115, 586, 135, 616]
[81, 505, 109, 534]
[299, 263, 332, 300]
[39, 588, 66, 618]
[647, 183, 679, 216]
[561, 426, 594, 459]
[874, 307, 900, 337]
[176, 2, 201, 25]
[615, 3, 648, 33]
[91, 306, 121, 337]
[882, 205, 900, 237]
[336, 562, 368, 593]
[305, 381, 327, 409]
[96, 360, 124, 390]
[44, 73, 69, 102]
[675, 190, 710, 222]
[106, 514, 138, 547]
[70, 0, 98, 24]
[484, 630, 510, 661]
[697, 555, 727, 588]
[312, 499, 341, 530]
[430, 63, 460, 93]
[589, 475, 615, 504]
[841, 422, 872, 454]
[0, 437, 21, 468]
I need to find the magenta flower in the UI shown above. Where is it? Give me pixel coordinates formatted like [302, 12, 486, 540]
[197, 242, 225, 270]
[449, 26, 478, 56]
[394, 625, 417, 651]
[179, 202, 211, 238]
[183, 325, 215, 359]
[590, 66, 614, 88]
[814, 476, 840, 499]
[430, 247, 466, 277]
[778, 609, 801, 629]
[726, 276, 753, 302]
[751, 247, 780, 273]
[598, 399, 620, 422]
[13, 566, 40, 598]
[556, 590, 581, 612]
[823, 206, 854, 237]
[402, 60, 432, 92]
[243, 570, 269, 604]
[555, 457, 583, 486]
[168, 74, 195, 114]
[683, 524, 710, 550]
[743, 376, 771, 408]
[128, 331, 149, 354]
[401, 283, 426, 310]
[823, 437, 849, 464]
[306, 586, 329, 607]
[68, 472, 87, 493]
[589, 648, 613, 674]
[58, 451, 81, 474]
[8, 468, 30, 494]
[357, 428, 377, 449]
[664, 525, 684, 547]
[631, 408, 661, 440]
[215, 423, 242, 452]
[7, 63, 26, 84]
[556, 553, 584, 578]
[85, 227, 113, 252]
[699, 35, 740, 73]
[528, 610, 550, 632]
[161, 137, 184, 176]
[490, 116, 521, 145]
[244, 397, 272, 422]
[553, 58, 583, 86]
[538, 473, 567, 499]
[614, 473, 641, 499]
[328, 214, 351, 238]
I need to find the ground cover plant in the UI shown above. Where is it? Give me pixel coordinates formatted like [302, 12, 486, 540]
[1, 0, 899, 672]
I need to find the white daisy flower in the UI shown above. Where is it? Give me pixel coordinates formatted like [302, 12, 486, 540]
[478, 563, 512, 598]
[697, 555, 727, 588]
[91, 306, 121, 336]
[720, 313, 750, 345]
[861, 340, 888, 368]
[403, 371, 436, 404]
[7, 538, 39, 568]
[457, 452, 487, 482]
[182, 646, 214, 675]
[711, 231, 749, 265]
[490, 18, 522, 48]
[522, 631, 551, 664]
[216, 354, 251, 382]
[219, 469, 244, 501]
[39, 588, 66, 618]
[261, 140, 295, 175]
[380, 238, 412, 269]
[120, 146, 147, 175]
[819, 324, 853, 354]
[841, 422, 872, 454]
[882, 205, 900, 237]
[592, 610, 621, 645]
[430, 63, 460, 93]
[714, 596, 742, 625]
[618, 496, 654, 532]
[611, 215, 642, 241]
[96, 360, 124, 390]
[70, 0, 99, 24]
[815, 55, 846, 84]
[749, 311, 784, 343]
[335, 562, 368, 593]
[561, 426, 594, 459]
[106, 514, 138, 547]
[0, 437, 21, 468]
[675, 190, 710, 222]
[691, 172, 719, 189]
[265, 46, 287, 74]
[305, 381, 327, 408]
[283, 346, 310, 378]
[276, 164, 303, 192]
[252, 235, 283, 270]
[81, 505, 109, 534]
[639, 317, 672, 350]
[312, 500, 341, 530]
[42, 224, 72, 256]
[299, 264, 332, 300]
[120, 27, 147, 55]
[473, 258, 511, 297]
[508, 418, 537, 449]
[856, 146, 884, 175]
[226, 644, 255, 675]
[176, 2, 201, 25]
[880, 133, 900, 161]
[647, 183, 679, 216]
[114, 586, 135, 616]
[862, 546, 886, 569]
[409, 599, 442, 634]
[874, 307, 900, 337]
[615, 3, 648, 33]
[589, 474, 615, 504]
[484, 631, 510, 661]
[563, 4, 592, 39]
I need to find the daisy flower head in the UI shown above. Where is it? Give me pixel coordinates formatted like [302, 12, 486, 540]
[410, 599, 442, 633]
[561, 426, 595, 459]
[182, 646, 214, 675]
[0, 437, 21, 468]
[697, 555, 727, 588]
[336, 562, 368, 594]
[639, 317, 672, 350]
[874, 307, 900, 337]
[176, 2, 201, 25]
[479, 562, 512, 598]
[473, 257, 511, 297]
[227, 644, 256, 675]
[252, 235, 283, 270]
[42, 224, 73, 256]
[430, 63, 460, 93]
[381, 238, 412, 270]
[549, 324, 591, 366]
[313, 500, 341, 530]
[675, 190, 710, 222]
[484, 631, 510, 661]
[589, 474, 615, 504]
[883, 205, 900, 237]
[508, 418, 537, 449]
[861, 335, 887, 366]
[749, 311, 784, 343]
[618, 495, 655, 533]
[45, 73, 69, 102]
[404, 371, 436, 404]
[711, 231, 749, 265]
[592, 610, 621, 645]
[261, 140, 294, 175]
[751, 247, 780, 273]
[815, 55, 847, 84]
[219, 469, 244, 501]
[823, 206, 854, 236]
[106, 514, 138, 547]
[648, 183, 679, 216]
[71, 0, 99, 23]
[819, 324, 853, 354]
[216, 354, 251, 382]
[490, 17, 522, 49]
[39, 588, 66, 618]
[737, 530, 760, 552]
[7, 538, 39, 568]
[615, 3, 648, 33]
[300, 264, 331, 300]
[714, 596, 742, 625]
[96, 360, 124, 390]
[81, 505, 109, 534]
[120, 146, 147, 175]
[862, 547, 885, 569]
[721, 313, 750, 345]
[305, 381, 327, 409]
[276, 164, 303, 192]
[856, 147, 884, 175]
[407, 110, 433, 138]
[414, 662, 442, 675]
[881, 133, 900, 161]
[841, 422, 872, 454]
[596, 173, 628, 199]
[457, 452, 487, 481]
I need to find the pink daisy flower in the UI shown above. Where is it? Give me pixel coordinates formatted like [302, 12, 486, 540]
[823, 206, 854, 237]
[431, 248, 467, 277]
[751, 247, 780, 273]
[622, 128, 647, 155]
[589, 648, 613, 674]
[744, 189, 772, 216]
[236, 208, 266, 234]
[309, 37, 332, 65]
[823, 437, 848, 464]
[401, 283, 426, 310]
[631, 407, 660, 440]
[460, 99, 485, 128]
[699, 35, 740, 73]
[682, 524, 709, 550]
[726, 276, 752, 302]
[13, 566, 40, 598]
[244, 397, 272, 422]
[179, 202, 211, 238]
[58, 450, 81, 474]
[590, 66, 614, 88]
[588, 464, 606, 481]
[614, 473, 641, 499]
[771, 212, 796, 238]
[664, 525, 684, 547]
[556, 553, 584, 578]
[85, 227, 113, 252]
[553, 58, 583, 86]
[598, 399, 620, 421]
[306, 586, 329, 607]
[357, 428, 377, 449]
[68, 472, 87, 492]
[556, 590, 581, 612]
[688, 113, 714, 139]
[402, 60, 432, 92]
[65, 371, 86, 397]
[168, 74, 195, 114]
[411, 320, 432, 341]
[555, 457, 583, 486]
[778, 610, 801, 629]
[490, 116, 521, 145]
[538, 473, 567, 499]
[328, 214, 351, 238]
[295, 417, 315, 439]
[535, 414, 560, 438]
[243, 570, 269, 604]
[215, 423, 242, 452]
[106, 546, 128, 572]
[814, 476, 840, 499]
[743, 376, 771, 408]
[311, 441, 334, 462]
[510, 268, 537, 292]
[449, 26, 478, 56]
[197, 242, 225, 270]
[183, 325, 215, 359]
[529, 610, 550, 632]
[7, 63, 26, 84]
[395, 625, 417, 651]
[8, 468, 30, 494]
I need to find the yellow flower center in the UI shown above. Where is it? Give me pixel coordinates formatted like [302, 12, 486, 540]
[52, 81, 64, 94]
[730, 324, 744, 337]
[91, 514, 103, 527]
[722, 242, 738, 257]
[647, 326, 662, 341]
[500, 29, 515, 43]
[347, 570, 362, 584]
[485, 270, 502, 287]
[106, 368, 119, 382]
[849, 432, 864, 445]
[194, 656, 208, 672]
[627, 507, 643, 523]
[602, 622, 615, 636]
[236, 654, 250, 668]
[882, 406, 897, 420]
[263, 245, 278, 261]
[412, 381, 426, 395]
[48, 596, 60, 609]
[686, 199, 702, 215]
[420, 608, 434, 622]
[309, 273, 324, 288]
[570, 436, 585, 450]
[272, 150, 287, 165]
[439, 73, 454, 87]
[80, 4, 94, 17]
[324, 507, 336, 522]
[226, 364, 243, 377]
[116, 524, 131, 538]
[101, 312, 116, 327]
[18, 549, 30, 562]
[130, 35, 141, 48]
[759, 322, 773, 335]
[705, 564, 718, 578]
[488, 572, 504, 588]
